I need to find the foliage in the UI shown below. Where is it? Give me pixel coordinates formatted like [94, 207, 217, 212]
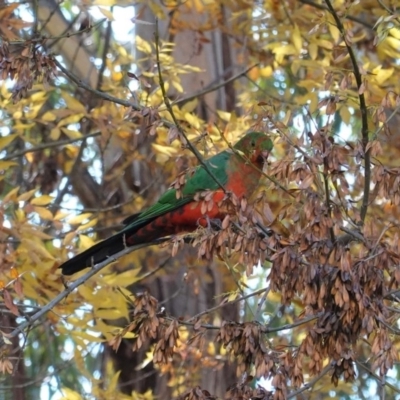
[1, 0, 400, 399]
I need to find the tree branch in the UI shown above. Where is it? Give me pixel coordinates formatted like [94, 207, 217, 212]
[355, 360, 400, 395]
[0, 239, 167, 349]
[288, 364, 332, 399]
[324, 0, 371, 223]
[54, 58, 141, 111]
[154, 19, 228, 194]
[173, 64, 258, 106]
[299, 0, 374, 29]
[3, 132, 100, 161]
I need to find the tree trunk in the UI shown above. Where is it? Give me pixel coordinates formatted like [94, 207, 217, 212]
[102, 3, 244, 397]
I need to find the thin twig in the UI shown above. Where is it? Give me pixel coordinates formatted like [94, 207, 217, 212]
[262, 312, 322, 334]
[287, 364, 332, 398]
[2, 132, 100, 161]
[377, 317, 400, 335]
[324, 0, 370, 223]
[255, 285, 270, 322]
[187, 287, 270, 322]
[154, 19, 228, 194]
[11, 18, 107, 46]
[49, 139, 87, 214]
[377, 0, 400, 24]
[299, 0, 373, 29]
[96, 19, 112, 90]
[373, 103, 400, 140]
[355, 360, 400, 395]
[173, 64, 258, 106]
[323, 161, 335, 243]
[54, 59, 141, 111]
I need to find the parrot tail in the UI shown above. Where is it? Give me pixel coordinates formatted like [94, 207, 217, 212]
[59, 232, 127, 276]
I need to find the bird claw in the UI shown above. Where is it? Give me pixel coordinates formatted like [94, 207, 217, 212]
[203, 216, 222, 231]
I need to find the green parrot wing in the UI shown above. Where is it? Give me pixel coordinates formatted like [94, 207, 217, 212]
[120, 150, 231, 232]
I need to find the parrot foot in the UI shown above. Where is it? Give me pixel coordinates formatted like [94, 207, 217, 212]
[208, 217, 223, 231]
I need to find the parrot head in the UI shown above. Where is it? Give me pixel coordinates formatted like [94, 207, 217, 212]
[233, 131, 273, 166]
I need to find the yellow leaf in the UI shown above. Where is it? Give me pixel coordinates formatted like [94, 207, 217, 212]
[17, 189, 36, 202]
[328, 24, 341, 44]
[67, 213, 93, 225]
[389, 27, 400, 40]
[181, 98, 198, 113]
[217, 110, 231, 122]
[315, 39, 333, 50]
[292, 24, 302, 53]
[76, 218, 98, 232]
[184, 112, 200, 129]
[31, 195, 54, 206]
[9, 267, 19, 279]
[50, 128, 61, 141]
[228, 291, 238, 302]
[24, 103, 44, 119]
[309, 93, 318, 114]
[20, 226, 53, 240]
[33, 206, 53, 220]
[62, 92, 87, 113]
[70, 331, 104, 343]
[30, 91, 47, 102]
[296, 80, 318, 90]
[23, 239, 55, 260]
[98, 6, 114, 20]
[106, 371, 121, 393]
[60, 388, 84, 400]
[57, 113, 85, 127]
[309, 42, 318, 60]
[136, 35, 152, 54]
[122, 331, 136, 339]
[41, 111, 57, 122]
[95, 308, 125, 319]
[53, 211, 69, 221]
[77, 285, 96, 302]
[13, 111, 22, 120]
[383, 36, 400, 51]
[259, 65, 273, 77]
[13, 123, 35, 132]
[340, 106, 351, 125]
[102, 268, 141, 287]
[171, 80, 184, 93]
[374, 67, 394, 85]
[0, 161, 17, 169]
[63, 231, 77, 246]
[111, 70, 123, 81]
[207, 342, 216, 356]
[3, 186, 20, 203]
[151, 143, 178, 157]
[60, 128, 82, 139]
[79, 234, 95, 250]
[272, 44, 297, 63]
[0, 135, 17, 150]
[93, 0, 116, 5]
[15, 208, 25, 221]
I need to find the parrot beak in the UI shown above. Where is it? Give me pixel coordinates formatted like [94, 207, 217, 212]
[255, 149, 270, 165]
[261, 149, 270, 160]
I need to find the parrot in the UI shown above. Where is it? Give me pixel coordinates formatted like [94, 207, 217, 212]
[60, 132, 273, 275]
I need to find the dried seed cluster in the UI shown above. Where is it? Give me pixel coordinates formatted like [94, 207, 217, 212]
[0, 41, 56, 102]
[128, 126, 400, 396]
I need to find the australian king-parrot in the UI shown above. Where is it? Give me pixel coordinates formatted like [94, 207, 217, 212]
[60, 132, 273, 275]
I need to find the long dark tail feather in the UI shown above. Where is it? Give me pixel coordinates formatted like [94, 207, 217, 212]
[60, 232, 127, 275]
